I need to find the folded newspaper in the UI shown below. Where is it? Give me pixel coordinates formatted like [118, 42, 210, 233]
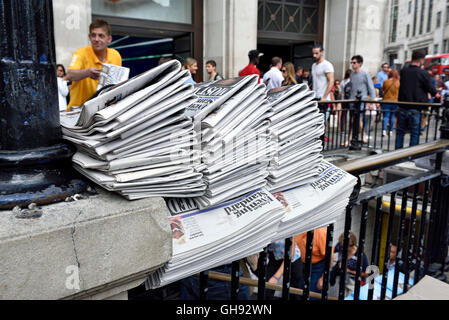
[185, 76, 275, 208]
[145, 161, 357, 289]
[266, 84, 325, 193]
[97, 63, 130, 91]
[60, 60, 206, 199]
[145, 188, 286, 289]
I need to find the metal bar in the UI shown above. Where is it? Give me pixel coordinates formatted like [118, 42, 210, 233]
[434, 107, 440, 141]
[321, 224, 334, 301]
[231, 261, 240, 300]
[354, 202, 369, 300]
[374, 108, 379, 149]
[199, 271, 209, 300]
[318, 99, 442, 108]
[415, 180, 430, 284]
[302, 231, 314, 300]
[338, 206, 353, 300]
[282, 237, 292, 300]
[404, 184, 419, 292]
[392, 188, 408, 298]
[368, 197, 383, 300]
[336, 139, 449, 175]
[381, 192, 396, 300]
[257, 247, 268, 300]
[356, 170, 441, 205]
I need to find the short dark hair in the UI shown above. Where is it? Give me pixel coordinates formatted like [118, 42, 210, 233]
[412, 50, 426, 61]
[351, 55, 363, 64]
[271, 56, 282, 67]
[296, 66, 304, 72]
[312, 42, 324, 51]
[206, 60, 217, 67]
[89, 19, 112, 36]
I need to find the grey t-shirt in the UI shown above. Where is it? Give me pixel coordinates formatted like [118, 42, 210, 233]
[311, 59, 334, 100]
[349, 69, 376, 100]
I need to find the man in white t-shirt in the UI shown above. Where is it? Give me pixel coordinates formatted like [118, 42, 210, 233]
[263, 56, 284, 90]
[311, 44, 334, 101]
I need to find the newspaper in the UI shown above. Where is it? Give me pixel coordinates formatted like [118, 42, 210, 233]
[146, 188, 286, 288]
[272, 161, 357, 241]
[97, 63, 130, 91]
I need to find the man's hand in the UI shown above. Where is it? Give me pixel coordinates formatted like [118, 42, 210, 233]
[268, 276, 279, 285]
[86, 67, 101, 80]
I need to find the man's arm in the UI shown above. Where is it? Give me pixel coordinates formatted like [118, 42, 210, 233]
[66, 68, 101, 82]
[321, 72, 334, 101]
[423, 71, 437, 96]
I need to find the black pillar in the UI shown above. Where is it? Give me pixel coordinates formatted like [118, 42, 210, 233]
[0, 0, 86, 209]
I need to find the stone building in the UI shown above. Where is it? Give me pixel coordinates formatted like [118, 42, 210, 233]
[383, 0, 449, 69]
[53, 0, 390, 83]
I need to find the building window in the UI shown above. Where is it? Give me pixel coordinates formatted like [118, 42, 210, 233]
[419, 0, 425, 34]
[408, 1, 412, 14]
[444, 40, 448, 52]
[405, 50, 408, 60]
[446, 5, 449, 24]
[406, 24, 410, 38]
[413, 0, 418, 36]
[427, 0, 433, 32]
[437, 11, 442, 28]
[390, 0, 399, 43]
[434, 44, 439, 54]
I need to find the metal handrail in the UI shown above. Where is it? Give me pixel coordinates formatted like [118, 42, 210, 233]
[318, 99, 443, 108]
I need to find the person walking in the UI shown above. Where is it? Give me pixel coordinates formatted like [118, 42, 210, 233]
[347, 55, 376, 144]
[205, 60, 223, 81]
[65, 19, 122, 111]
[295, 66, 303, 83]
[281, 62, 297, 86]
[381, 69, 400, 137]
[311, 43, 334, 124]
[239, 49, 263, 83]
[377, 63, 390, 86]
[396, 50, 436, 149]
[263, 56, 284, 90]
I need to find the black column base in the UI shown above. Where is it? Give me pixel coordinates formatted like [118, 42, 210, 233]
[0, 143, 88, 210]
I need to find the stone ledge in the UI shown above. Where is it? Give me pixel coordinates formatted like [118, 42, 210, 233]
[0, 188, 172, 300]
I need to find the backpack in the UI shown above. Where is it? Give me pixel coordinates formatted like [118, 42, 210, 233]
[344, 81, 352, 99]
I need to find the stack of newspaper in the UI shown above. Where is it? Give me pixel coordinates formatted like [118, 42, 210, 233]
[185, 76, 276, 208]
[60, 60, 206, 199]
[272, 161, 357, 240]
[266, 84, 324, 193]
[145, 188, 286, 288]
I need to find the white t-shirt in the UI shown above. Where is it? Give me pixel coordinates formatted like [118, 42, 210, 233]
[311, 59, 334, 100]
[263, 67, 284, 90]
[57, 77, 68, 112]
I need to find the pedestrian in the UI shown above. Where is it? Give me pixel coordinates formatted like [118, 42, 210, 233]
[311, 43, 334, 123]
[331, 232, 369, 297]
[296, 227, 333, 299]
[347, 55, 376, 144]
[263, 56, 284, 90]
[182, 57, 198, 85]
[281, 62, 297, 86]
[65, 19, 122, 111]
[205, 60, 223, 81]
[381, 69, 400, 137]
[297, 68, 312, 89]
[396, 50, 436, 149]
[239, 49, 263, 83]
[56, 64, 69, 112]
[377, 63, 390, 86]
[295, 66, 303, 83]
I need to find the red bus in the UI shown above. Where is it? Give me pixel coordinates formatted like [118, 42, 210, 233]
[404, 53, 449, 81]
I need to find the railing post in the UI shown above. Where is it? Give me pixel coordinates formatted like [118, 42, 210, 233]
[349, 90, 363, 151]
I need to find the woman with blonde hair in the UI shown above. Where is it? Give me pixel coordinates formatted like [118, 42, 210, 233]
[281, 62, 297, 86]
[182, 57, 198, 85]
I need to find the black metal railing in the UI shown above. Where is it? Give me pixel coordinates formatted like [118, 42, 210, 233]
[319, 98, 443, 153]
[188, 140, 449, 301]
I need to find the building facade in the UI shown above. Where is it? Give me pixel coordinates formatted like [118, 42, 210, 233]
[53, 0, 390, 82]
[384, 0, 449, 68]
